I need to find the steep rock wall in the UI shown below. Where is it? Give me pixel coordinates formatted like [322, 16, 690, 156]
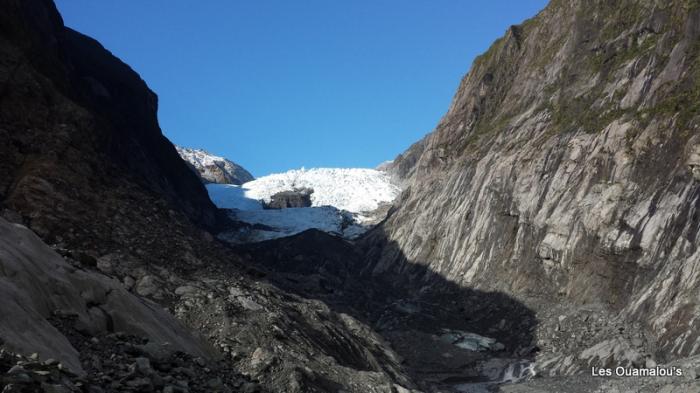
[367, 0, 700, 362]
[0, 0, 218, 250]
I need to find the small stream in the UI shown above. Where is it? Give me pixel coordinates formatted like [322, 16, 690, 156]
[452, 359, 535, 392]
[438, 329, 535, 392]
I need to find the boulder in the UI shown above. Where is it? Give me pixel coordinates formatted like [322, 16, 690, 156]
[263, 188, 313, 209]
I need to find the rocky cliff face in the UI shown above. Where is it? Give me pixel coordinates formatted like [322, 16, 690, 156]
[0, 0, 218, 253]
[368, 0, 700, 372]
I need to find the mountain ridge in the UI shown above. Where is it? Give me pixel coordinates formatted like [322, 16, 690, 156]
[176, 146, 255, 185]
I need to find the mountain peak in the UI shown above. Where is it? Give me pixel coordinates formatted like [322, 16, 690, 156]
[176, 146, 254, 185]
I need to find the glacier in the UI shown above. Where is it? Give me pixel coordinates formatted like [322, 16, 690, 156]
[207, 167, 400, 243]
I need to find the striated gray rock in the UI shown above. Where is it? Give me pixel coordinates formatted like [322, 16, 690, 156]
[366, 0, 700, 380]
[381, 137, 426, 188]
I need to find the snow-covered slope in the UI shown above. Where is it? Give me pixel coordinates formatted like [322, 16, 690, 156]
[207, 168, 400, 243]
[176, 146, 254, 185]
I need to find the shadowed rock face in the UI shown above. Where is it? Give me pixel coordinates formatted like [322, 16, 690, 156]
[238, 229, 539, 391]
[372, 0, 700, 371]
[0, 0, 218, 250]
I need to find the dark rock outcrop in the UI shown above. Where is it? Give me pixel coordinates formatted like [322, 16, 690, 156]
[263, 188, 314, 209]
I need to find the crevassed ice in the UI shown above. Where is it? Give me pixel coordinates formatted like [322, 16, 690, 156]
[238, 168, 399, 213]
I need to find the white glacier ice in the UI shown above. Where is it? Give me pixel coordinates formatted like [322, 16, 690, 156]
[206, 167, 400, 243]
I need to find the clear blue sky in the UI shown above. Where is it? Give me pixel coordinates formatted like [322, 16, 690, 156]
[55, 1, 547, 177]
